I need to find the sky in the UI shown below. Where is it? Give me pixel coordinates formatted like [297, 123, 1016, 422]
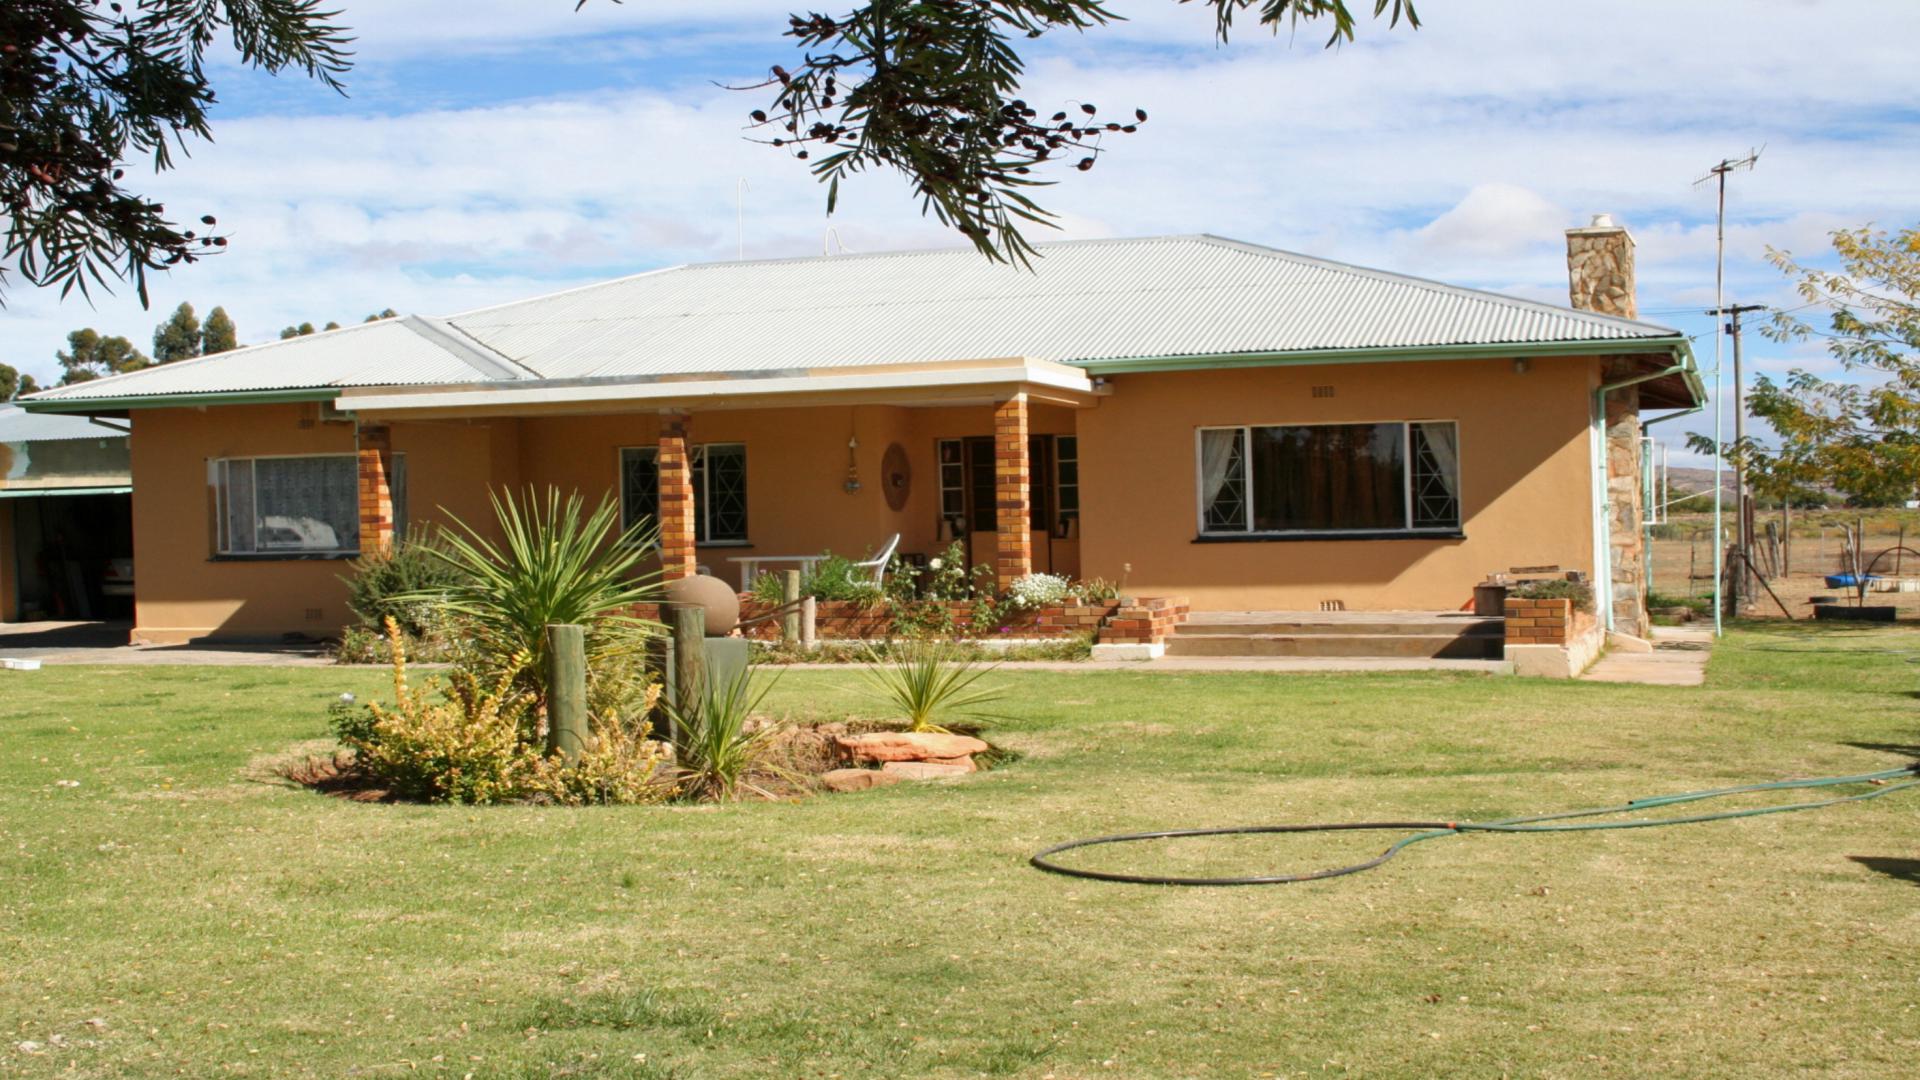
[5, 0, 1918, 468]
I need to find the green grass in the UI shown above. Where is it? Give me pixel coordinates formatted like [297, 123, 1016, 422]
[5, 628, 1920, 1077]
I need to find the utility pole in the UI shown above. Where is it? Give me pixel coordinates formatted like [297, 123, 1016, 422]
[1695, 149, 1761, 636]
[1706, 301, 1767, 612]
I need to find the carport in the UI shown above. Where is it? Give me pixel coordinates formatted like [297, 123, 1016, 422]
[0, 405, 132, 622]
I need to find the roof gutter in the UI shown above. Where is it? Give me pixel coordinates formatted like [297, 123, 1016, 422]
[19, 387, 339, 415]
[1076, 336, 1695, 376]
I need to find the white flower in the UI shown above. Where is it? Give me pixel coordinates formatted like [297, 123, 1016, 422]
[928, 557, 944, 570]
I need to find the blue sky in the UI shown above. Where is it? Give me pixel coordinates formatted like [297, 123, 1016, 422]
[7, 0, 1919, 468]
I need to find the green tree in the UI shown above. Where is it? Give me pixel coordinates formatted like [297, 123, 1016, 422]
[279, 322, 318, 340]
[0, 363, 41, 400]
[55, 328, 151, 385]
[201, 306, 239, 354]
[749, 0, 1418, 264]
[152, 302, 203, 363]
[365, 308, 398, 322]
[1, 2, 350, 305]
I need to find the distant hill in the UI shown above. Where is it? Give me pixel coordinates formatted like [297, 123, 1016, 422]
[1665, 466, 1734, 500]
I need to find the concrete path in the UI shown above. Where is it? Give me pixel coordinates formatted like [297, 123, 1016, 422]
[0, 621, 332, 667]
[1579, 625, 1712, 686]
[776, 656, 1514, 675]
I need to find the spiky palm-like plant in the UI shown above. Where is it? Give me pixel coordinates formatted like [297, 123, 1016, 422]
[858, 640, 1006, 734]
[664, 665, 782, 802]
[402, 487, 663, 706]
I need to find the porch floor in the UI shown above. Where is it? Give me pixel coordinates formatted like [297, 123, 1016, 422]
[1166, 609, 1503, 661]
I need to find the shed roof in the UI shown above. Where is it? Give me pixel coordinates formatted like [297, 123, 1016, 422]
[0, 404, 127, 442]
[23, 234, 1697, 408]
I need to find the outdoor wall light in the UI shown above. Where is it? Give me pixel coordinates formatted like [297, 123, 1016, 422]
[1514, 357, 1531, 374]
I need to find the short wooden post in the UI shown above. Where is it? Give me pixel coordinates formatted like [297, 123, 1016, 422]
[672, 606, 707, 730]
[545, 624, 588, 763]
[801, 596, 817, 648]
[782, 570, 802, 642]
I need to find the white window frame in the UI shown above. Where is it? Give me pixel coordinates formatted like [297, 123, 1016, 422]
[210, 452, 372, 557]
[1193, 419, 1462, 537]
[617, 441, 750, 546]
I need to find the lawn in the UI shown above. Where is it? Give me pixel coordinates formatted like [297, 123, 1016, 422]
[3, 626, 1918, 1078]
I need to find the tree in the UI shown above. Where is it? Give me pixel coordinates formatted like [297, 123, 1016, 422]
[55, 328, 151, 385]
[201, 306, 239, 354]
[1, 2, 351, 306]
[365, 308, 398, 322]
[280, 322, 318, 340]
[0, 363, 41, 400]
[153, 302, 203, 363]
[748, 0, 1418, 264]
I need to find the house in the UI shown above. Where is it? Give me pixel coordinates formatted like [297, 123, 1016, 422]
[0, 404, 133, 622]
[20, 224, 1700, 654]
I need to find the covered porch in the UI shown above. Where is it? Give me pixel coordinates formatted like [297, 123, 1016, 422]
[340, 357, 1104, 594]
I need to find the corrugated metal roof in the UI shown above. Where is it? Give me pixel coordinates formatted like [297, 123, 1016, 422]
[24, 235, 1686, 405]
[0, 404, 127, 442]
[26, 315, 532, 403]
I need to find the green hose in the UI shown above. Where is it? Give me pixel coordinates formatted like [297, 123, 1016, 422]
[1030, 765, 1920, 886]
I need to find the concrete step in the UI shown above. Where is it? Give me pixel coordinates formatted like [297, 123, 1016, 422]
[1164, 632, 1504, 660]
[1177, 617, 1503, 637]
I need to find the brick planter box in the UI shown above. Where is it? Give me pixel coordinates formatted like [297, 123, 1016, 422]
[628, 596, 1189, 645]
[1504, 597, 1573, 645]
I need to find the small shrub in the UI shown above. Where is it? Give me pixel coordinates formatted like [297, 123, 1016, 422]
[858, 640, 1006, 733]
[1005, 572, 1071, 611]
[747, 571, 788, 604]
[920, 540, 985, 601]
[799, 552, 883, 602]
[1069, 577, 1121, 604]
[339, 621, 537, 804]
[340, 525, 463, 640]
[664, 666, 783, 801]
[1510, 578, 1595, 612]
[521, 694, 675, 806]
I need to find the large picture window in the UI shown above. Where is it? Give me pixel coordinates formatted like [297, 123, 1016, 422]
[1197, 421, 1460, 536]
[620, 443, 749, 543]
[213, 454, 403, 556]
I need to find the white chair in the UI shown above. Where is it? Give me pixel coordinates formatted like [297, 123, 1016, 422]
[852, 533, 901, 589]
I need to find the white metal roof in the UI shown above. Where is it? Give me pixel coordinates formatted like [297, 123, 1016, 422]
[24, 234, 1688, 405]
[26, 315, 534, 403]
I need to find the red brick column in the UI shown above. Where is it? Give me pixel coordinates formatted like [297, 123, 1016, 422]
[657, 414, 697, 581]
[994, 394, 1032, 592]
[357, 425, 394, 556]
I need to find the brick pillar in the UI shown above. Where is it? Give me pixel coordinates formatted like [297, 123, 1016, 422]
[993, 394, 1032, 592]
[357, 425, 394, 556]
[657, 414, 697, 581]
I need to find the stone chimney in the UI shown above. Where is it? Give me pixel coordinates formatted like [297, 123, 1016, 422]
[1565, 213, 1637, 320]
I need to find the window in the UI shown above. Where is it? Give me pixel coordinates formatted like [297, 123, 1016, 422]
[1055, 435, 1079, 536]
[940, 435, 1062, 536]
[213, 454, 399, 556]
[1197, 421, 1460, 536]
[619, 443, 749, 544]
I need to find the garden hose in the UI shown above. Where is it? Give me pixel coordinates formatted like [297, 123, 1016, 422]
[1029, 765, 1920, 886]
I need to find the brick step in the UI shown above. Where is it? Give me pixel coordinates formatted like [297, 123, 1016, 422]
[1164, 632, 1504, 660]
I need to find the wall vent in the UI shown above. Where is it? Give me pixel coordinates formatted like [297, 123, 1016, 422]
[304, 608, 324, 622]
[1311, 385, 1336, 398]
[1319, 599, 1345, 612]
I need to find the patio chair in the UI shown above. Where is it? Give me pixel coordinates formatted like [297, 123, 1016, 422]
[853, 533, 901, 589]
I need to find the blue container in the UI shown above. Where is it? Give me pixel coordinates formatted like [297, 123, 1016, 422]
[1825, 573, 1880, 589]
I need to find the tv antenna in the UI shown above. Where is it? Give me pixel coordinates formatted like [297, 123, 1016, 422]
[1693, 147, 1761, 638]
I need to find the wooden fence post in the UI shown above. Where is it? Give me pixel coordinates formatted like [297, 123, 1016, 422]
[782, 570, 802, 642]
[545, 624, 588, 763]
[672, 606, 707, 736]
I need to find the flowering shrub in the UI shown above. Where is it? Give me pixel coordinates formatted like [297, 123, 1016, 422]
[1005, 572, 1071, 611]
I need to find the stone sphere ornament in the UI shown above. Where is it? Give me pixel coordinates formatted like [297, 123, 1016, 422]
[663, 573, 741, 636]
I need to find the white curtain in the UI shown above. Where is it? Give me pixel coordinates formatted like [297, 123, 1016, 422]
[1419, 422, 1461, 502]
[1199, 429, 1242, 525]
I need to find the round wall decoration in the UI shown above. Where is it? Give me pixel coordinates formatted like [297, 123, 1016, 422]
[881, 442, 912, 511]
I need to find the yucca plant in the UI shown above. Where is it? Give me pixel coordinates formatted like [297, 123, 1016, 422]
[664, 665, 782, 801]
[403, 487, 664, 707]
[858, 640, 1006, 734]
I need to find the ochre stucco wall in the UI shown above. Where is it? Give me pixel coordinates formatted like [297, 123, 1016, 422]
[128, 405, 517, 643]
[1075, 358, 1599, 611]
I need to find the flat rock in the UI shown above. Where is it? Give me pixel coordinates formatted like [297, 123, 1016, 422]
[835, 731, 989, 763]
[819, 768, 903, 793]
[880, 760, 974, 780]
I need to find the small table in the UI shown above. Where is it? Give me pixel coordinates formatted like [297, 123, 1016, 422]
[727, 554, 827, 591]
